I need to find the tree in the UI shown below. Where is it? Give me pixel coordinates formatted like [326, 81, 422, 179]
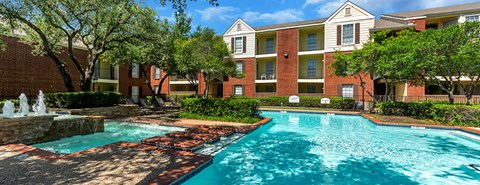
[455, 21, 480, 105]
[413, 23, 471, 104]
[178, 27, 237, 98]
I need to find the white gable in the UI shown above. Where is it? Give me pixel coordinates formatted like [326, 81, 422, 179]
[223, 19, 255, 36]
[325, 1, 374, 23]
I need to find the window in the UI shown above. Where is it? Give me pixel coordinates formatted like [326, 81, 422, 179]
[307, 59, 317, 78]
[466, 15, 479, 22]
[265, 38, 274, 54]
[235, 37, 243, 53]
[234, 85, 243, 96]
[342, 24, 354, 45]
[307, 33, 317, 51]
[345, 7, 351, 16]
[236, 61, 243, 73]
[131, 63, 139, 78]
[342, 84, 354, 98]
[307, 85, 316, 93]
[266, 62, 274, 76]
[154, 66, 161, 79]
[266, 85, 274, 92]
[154, 85, 159, 93]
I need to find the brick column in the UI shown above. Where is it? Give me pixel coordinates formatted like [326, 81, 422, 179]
[276, 28, 299, 96]
[406, 18, 426, 31]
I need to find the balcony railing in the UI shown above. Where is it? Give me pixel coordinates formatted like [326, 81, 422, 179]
[299, 41, 324, 52]
[94, 67, 117, 80]
[256, 73, 276, 80]
[170, 75, 197, 81]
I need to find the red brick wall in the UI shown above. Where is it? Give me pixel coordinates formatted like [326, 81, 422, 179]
[406, 18, 426, 31]
[324, 52, 374, 100]
[0, 36, 89, 98]
[118, 65, 151, 97]
[276, 28, 299, 96]
[407, 83, 425, 97]
[223, 58, 255, 98]
[148, 66, 169, 94]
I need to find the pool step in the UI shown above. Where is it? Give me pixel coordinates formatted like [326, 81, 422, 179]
[196, 133, 246, 155]
[449, 131, 480, 141]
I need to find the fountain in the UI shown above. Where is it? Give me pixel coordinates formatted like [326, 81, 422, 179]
[33, 90, 46, 115]
[2, 100, 15, 117]
[17, 93, 30, 116]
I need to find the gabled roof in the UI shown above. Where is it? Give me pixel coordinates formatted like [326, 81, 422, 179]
[383, 2, 480, 19]
[253, 18, 327, 31]
[325, 0, 374, 22]
[223, 19, 255, 35]
[371, 20, 415, 32]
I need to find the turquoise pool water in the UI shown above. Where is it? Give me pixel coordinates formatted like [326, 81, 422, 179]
[33, 121, 185, 154]
[184, 111, 480, 185]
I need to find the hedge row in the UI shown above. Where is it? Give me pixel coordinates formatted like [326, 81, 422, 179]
[377, 102, 480, 127]
[0, 99, 19, 108]
[180, 97, 262, 119]
[45, 91, 121, 108]
[258, 96, 356, 109]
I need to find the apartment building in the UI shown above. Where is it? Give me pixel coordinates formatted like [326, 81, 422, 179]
[218, 1, 480, 100]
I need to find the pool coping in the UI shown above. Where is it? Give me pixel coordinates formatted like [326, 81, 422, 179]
[0, 117, 273, 185]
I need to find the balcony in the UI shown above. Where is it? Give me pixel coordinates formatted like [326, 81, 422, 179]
[298, 55, 324, 82]
[256, 32, 277, 58]
[298, 26, 324, 55]
[298, 83, 324, 95]
[255, 83, 276, 97]
[93, 62, 118, 83]
[170, 75, 197, 84]
[256, 60, 276, 83]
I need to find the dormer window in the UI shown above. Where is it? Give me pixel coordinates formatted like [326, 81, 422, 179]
[345, 7, 351, 16]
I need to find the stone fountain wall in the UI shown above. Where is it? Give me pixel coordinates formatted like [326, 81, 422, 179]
[0, 115, 104, 145]
[50, 105, 151, 118]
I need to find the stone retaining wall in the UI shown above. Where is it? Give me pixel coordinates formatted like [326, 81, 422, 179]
[0, 115, 104, 145]
[51, 105, 151, 118]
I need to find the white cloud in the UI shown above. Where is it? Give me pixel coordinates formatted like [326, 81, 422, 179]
[195, 6, 238, 21]
[303, 0, 325, 8]
[242, 9, 304, 24]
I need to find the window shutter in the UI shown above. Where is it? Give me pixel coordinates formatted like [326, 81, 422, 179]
[139, 86, 143, 98]
[337, 25, 342, 46]
[242, 85, 245, 96]
[139, 66, 143, 78]
[242, 36, 247, 53]
[355, 23, 360, 44]
[128, 86, 132, 96]
[223, 75, 229, 81]
[232, 85, 235, 96]
[242, 61, 246, 73]
[337, 84, 342, 97]
[353, 84, 358, 101]
[128, 66, 132, 78]
[231, 37, 234, 52]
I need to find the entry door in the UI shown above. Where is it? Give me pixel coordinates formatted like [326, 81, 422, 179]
[131, 86, 139, 103]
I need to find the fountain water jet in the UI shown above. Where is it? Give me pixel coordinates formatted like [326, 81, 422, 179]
[2, 101, 15, 117]
[17, 93, 30, 116]
[33, 90, 46, 115]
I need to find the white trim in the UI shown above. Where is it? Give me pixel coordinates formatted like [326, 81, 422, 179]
[170, 80, 197, 85]
[405, 16, 427, 20]
[298, 79, 324, 83]
[381, 15, 427, 21]
[223, 19, 255, 35]
[298, 50, 325, 56]
[255, 79, 277, 84]
[255, 53, 277, 58]
[93, 79, 119, 84]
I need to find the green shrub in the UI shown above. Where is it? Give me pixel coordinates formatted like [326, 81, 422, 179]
[180, 97, 262, 119]
[258, 96, 355, 109]
[176, 112, 260, 124]
[44, 91, 121, 108]
[0, 99, 19, 108]
[377, 101, 480, 127]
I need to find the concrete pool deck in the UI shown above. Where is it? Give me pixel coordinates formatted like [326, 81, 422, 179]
[0, 142, 212, 185]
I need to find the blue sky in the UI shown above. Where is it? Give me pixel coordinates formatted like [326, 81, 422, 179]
[147, 0, 479, 33]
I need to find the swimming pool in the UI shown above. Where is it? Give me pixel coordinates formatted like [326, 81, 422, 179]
[33, 121, 185, 154]
[184, 111, 480, 185]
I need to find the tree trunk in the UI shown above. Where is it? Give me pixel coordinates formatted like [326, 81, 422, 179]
[447, 91, 455, 104]
[56, 62, 75, 92]
[158, 73, 170, 95]
[203, 72, 210, 98]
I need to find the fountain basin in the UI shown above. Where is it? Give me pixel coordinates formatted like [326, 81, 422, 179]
[0, 114, 104, 145]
